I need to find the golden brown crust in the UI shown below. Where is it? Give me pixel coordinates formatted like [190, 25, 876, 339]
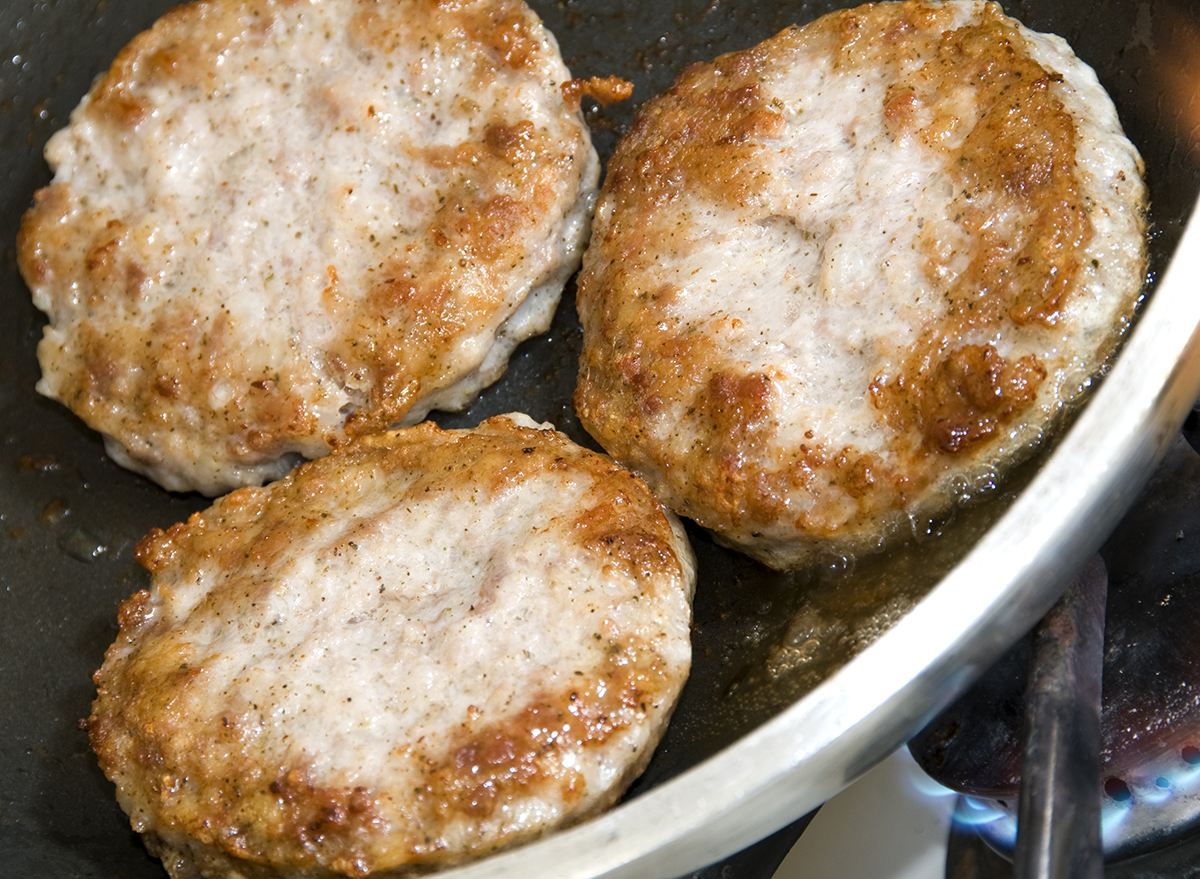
[575, 0, 1147, 568]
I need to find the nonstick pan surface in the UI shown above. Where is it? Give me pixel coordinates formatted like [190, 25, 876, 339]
[3, 1, 1200, 877]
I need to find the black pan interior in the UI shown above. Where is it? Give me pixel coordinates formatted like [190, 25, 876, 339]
[2, 1, 1198, 876]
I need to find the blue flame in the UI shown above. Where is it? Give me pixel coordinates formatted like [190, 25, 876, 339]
[1140, 776, 1174, 806]
[926, 746, 1200, 858]
[908, 768, 957, 801]
[954, 795, 1010, 827]
[1101, 799, 1132, 840]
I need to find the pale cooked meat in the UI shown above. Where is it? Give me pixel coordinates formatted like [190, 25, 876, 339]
[18, 0, 600, 495]
[575, 0, 1147, 570]
[87, 413, 695, 878]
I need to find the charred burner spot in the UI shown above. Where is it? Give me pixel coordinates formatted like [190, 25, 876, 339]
[919, 718, 963, 772]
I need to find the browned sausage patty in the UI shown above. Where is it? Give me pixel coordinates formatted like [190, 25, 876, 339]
[19, 0, 599, 495]
[88, 414, 695, 878]
[575, 0, 1147, 570]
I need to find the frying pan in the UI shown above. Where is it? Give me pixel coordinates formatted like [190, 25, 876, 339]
[2, 1, 1199, 877]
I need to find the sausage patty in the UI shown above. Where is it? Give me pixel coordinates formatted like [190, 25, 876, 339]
[88, 414, 695, 878]
[575, 0, 1147, 570]
[19, 0, 600, 495]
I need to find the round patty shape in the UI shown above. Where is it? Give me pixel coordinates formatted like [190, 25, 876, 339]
[18, 0, 599, 495]
[575, 0, 1147, 570]
[88, 414, 695, 878]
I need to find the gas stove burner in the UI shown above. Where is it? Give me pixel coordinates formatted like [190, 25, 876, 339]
[958, 736, 1200, 862]
[946, 811, 1200, 879]
[911, 430, 1200, 867]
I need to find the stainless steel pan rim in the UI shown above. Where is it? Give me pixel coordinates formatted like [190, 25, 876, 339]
[435, 209, 1200, 878]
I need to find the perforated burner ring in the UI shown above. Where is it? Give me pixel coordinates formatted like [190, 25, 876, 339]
[912, 431, 1200, 866]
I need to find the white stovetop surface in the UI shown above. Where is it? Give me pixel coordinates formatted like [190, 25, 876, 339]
[772, 748, 958, 879]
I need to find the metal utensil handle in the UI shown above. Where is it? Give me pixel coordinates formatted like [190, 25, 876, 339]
[1014, 554, 1108, 879]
